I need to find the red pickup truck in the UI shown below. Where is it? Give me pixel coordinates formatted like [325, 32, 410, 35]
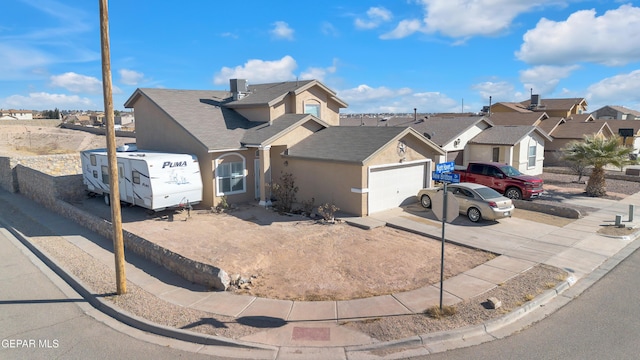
[453, 162, 544, 200]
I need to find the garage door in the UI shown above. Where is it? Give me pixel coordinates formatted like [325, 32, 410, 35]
[368, 162, 428, 214]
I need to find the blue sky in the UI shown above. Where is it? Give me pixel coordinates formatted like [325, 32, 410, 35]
[2, 0, 640, 114]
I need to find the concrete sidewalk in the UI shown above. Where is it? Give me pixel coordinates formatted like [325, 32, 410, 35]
[2, 188, 640, 359]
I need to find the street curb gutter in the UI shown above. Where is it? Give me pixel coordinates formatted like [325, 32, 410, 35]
[347, 236, 640, 358]
[0, 218, 275, 353]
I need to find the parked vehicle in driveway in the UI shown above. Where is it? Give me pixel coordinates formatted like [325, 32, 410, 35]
[417, 182, 514, 222]
[453, 162, 544, 200]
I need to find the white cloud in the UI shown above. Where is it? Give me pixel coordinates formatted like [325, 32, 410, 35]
[270, 21, 294, 40]
[213, 56, 298, 85]
[517, 4, 640, 66]
[299, 59, 338, 82]
[380, 20, 423, 40]
[355, 7, 393, 30]
[519, 65, 580, 95]
[1, 92, 95, 110]
[0, 44, 51, 80]
[587, 70, 640, 108]
[50, 72, 103, 94]
[338, 84, 458, 113]
[321, 22, 339, 37]
[416, 0, 549, 38]
[471, 81, 517, 102]
[119, 69, 144, 86]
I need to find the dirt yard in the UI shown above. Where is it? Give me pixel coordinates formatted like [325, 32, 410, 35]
[107, 204, 494, 301]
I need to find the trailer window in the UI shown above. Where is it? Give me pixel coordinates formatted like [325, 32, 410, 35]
[101, 166, 109, 183]
[92, 170, 98, 178]
[217, 161, 244, 194]
[132, 170, 140, 184]
[90, 154, 97, 166]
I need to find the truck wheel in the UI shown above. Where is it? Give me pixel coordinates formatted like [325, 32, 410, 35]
[505, 187, 522, 200]
[420, 194, 432, 208]
[104, 194, 110, 206]
[467, 207, 481, 222]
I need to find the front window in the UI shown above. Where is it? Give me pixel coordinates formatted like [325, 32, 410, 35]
[304, 103, 320, 117]
[528, 145, 537, 167]
[217, 161, 245, 194]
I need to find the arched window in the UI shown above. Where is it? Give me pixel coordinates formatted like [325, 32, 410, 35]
[215, 153, 246, 195]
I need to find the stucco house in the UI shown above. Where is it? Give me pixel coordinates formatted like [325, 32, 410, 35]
[591, 105, 640, 120]
[491, 95, 588, 118]
[124, 79, 445, 216]
[340, 114, 548, 175]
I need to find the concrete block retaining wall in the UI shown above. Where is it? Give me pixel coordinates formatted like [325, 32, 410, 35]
[0, 155, 230, 290]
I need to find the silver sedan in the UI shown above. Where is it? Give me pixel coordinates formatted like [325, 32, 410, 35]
[417, 182, 514, 222]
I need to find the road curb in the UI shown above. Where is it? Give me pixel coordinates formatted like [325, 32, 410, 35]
[0, 217, 276, 353]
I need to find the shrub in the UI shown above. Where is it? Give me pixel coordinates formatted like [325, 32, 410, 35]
[271, 172, 298, 213]
[423, 305, 457, 319]
[318, 203, 339, 221]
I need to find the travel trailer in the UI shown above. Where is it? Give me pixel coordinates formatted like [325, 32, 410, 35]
[81, 146, 203, 211]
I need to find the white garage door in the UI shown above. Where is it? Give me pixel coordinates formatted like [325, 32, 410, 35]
[368, 162, 428, 214]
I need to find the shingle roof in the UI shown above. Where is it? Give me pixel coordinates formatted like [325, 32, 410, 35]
[241, 114, 328, 146]
[468, 125, 551, 145]
[595, 120, 640, 134]
[286, 126, 437, 164]
[340, 115, 491, 146]
[520, 97, 586, 111]
[487, 112, 545, 126]
[225, 80, 347, 108]
[609, 105, 640, 117]
[125, 88, 261, 151]
[538, 117, 565, 134]
[549, 121, 612, 139]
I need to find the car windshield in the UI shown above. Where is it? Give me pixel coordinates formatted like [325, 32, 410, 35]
[474, 187, 503, 199]
[499, 165, 522, 177]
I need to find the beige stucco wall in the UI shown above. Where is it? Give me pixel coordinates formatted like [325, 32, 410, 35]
[270, 121, 325, 147]
[235, 107, 270, 123]
[284, 158, 364, 215]
[129, 96, 213, 207]
[292, 86, 342, 126]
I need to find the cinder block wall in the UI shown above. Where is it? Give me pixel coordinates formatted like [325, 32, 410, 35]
[8, 159, 229, 290]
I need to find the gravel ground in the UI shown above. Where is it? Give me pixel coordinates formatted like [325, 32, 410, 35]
[4, 169, 639, 342]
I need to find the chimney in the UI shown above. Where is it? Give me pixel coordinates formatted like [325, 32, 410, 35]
[230, 79, 248, 100]
[530, 94, 540, 109]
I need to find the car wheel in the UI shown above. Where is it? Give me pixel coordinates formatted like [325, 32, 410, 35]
[420, 194, 432, 208]
[505, 187, 522, 200]
[104, 193, 110, 206]
[467, 207, 481, 222]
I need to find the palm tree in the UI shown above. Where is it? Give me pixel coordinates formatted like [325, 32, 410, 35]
[562, 134, 637, 197]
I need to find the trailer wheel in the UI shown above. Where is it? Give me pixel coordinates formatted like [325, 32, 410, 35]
[104, 194, 110, 206]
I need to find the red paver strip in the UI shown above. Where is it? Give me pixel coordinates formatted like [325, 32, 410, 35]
[291, 327, 330, 341]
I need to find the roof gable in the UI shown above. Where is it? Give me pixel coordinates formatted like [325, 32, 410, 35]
[285, 126, 443, 164]
[241, 114, 329, 146]
[469, 125, 551, 145]
[549, 120, 613, 139]
[124, 88, 260, 151]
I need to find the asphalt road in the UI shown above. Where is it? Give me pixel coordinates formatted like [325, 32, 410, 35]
[0, 226, 235, 360]
[418, 245, 640, 360]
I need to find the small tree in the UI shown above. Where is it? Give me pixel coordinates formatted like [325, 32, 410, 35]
[562, 134, 637, 197]
[271, 172, 298, 213]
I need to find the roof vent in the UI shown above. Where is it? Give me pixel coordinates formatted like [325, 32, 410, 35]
[230, 79, 248, 100]
[529, 94, 540, 110]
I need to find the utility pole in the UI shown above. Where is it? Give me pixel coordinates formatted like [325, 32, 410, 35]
[99, 0, 126, 294]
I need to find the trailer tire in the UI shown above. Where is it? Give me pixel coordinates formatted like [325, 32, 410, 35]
[104, 194, 110, 206]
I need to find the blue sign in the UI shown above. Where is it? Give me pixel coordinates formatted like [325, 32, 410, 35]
[432, 171, 460, 183]
[435, 161, 455, 174]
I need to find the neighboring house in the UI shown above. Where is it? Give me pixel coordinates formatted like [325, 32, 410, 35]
[543, 120, 615, 164]
[466, 125, 551, 175]
[124, 79, 445, 216]
[492, 95, 588, 118]
[340, 114, 549, 174]
[597, 119, 640, 152]
[591, 105, 640, 120]
[0, 109, 33, 120]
